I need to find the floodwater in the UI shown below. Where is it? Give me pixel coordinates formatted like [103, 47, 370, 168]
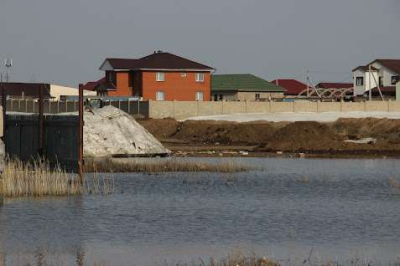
[1, 158, 400, 265]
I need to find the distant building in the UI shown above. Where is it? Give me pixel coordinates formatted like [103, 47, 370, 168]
[212, 74, 285, 101]
[0, 83, 95, 101]
[316, 82, 353, 90]
[270, 79, 308, 97]
[353, 59, 400, 96]
[98, 51, 214, 101]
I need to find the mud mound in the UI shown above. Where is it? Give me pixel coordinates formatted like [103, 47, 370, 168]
[137, 118, 179, 140]
[84, 106, 170, 157]
[267, 121, 345, 151]
[332, 118, 400, 144]
[173, 121, 282, 145]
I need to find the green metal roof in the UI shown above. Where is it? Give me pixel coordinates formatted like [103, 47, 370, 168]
[212, 74, 285, 92]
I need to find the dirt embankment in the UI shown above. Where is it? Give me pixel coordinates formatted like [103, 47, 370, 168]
[137, 118, 400, 156]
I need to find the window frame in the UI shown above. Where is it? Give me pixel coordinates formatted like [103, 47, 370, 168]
[156, 72, 165, 82]
[356, 77, 364, 86]
[196, 73, 205, 82]
[391, 75, 400, 85]
[196, 91, 204, 101]
[255, 93, 261, 100]
[156, 90, 165, 101]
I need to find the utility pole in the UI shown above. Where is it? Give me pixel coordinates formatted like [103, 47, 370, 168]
[306, 69, 310, 98]
[4, 59, 12, 83]
[369, 64, 372, 101]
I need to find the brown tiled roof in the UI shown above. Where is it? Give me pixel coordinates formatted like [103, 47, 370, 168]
[105, 52, 214, 71]
[316, 82, 353, 89]
[81, 77, 105, 91]
[0, 83, 52, 98]
[270, 79, 308, 95]
[364, 86, 396, 97]
[375, 59, 400, 74]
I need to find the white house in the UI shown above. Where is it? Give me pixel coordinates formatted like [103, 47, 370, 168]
[353, 59, 400, 96]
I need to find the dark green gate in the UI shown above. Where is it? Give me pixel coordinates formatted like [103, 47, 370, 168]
[5, 114, 79, 171]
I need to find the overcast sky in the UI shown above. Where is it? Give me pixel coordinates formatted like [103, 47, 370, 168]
[0, 0, 399, 87]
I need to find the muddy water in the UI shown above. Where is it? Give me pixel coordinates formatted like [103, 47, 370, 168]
[1, 158, 400, 265]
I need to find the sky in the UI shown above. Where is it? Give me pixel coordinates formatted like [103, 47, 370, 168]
[0, 0, 399, 87]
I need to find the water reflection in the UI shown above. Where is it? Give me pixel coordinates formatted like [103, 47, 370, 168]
[0, 158, 399, 265]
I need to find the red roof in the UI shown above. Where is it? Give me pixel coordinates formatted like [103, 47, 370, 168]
[375, 59, 400, 74]
[104, 51, 214, 71]
[365, 86, 396, 97]
[81, 77, 105, 91]
[0, 83, 52, 99]
[316, 82, 353, 89]
[270, 79, 308, 95]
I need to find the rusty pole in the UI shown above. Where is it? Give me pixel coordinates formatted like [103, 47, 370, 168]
[39, 85, 44, 157]
[78, 84, 84, 183]
[1, 86, 6, 144]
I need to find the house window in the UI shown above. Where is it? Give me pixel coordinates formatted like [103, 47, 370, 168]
[181, 73, 187, 77]
[156, 72, 165, 82]
[213, 94, 218, 101]
[219, 94, 223, 101]
[391, 76, 400, 85]
[379, 76, 383, 87]
[156, 91, 165, 101]
[196, 92, 204, 101]
[356, 77, 364, 86]
[196, 73, 205, 82]
[108, 72, 116, 84]
[255, 93, 260, 100]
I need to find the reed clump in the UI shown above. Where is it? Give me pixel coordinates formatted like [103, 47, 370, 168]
[389, 177, 400, 188]
[2, 159, 114, 197]
[84, 158, 250, 173]
[2, 159, 83, 197]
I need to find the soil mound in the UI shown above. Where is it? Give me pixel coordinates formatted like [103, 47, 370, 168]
[332, 118, 400, 144]
[138, 118, 179, 140]
[173, 121, 281, 145]
[84, 106, 170, 157]
[267, 121, 344, 151]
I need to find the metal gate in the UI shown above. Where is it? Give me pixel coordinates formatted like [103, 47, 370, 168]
[5, 114, 79, 171]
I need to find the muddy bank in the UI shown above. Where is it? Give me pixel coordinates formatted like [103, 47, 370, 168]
[138, 118, 400, 157]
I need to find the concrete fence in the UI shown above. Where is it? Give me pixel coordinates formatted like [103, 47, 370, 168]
[6, 99, 400, 120]
[148, 100, 400, 119]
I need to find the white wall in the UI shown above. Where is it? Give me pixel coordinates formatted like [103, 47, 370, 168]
[365, 71, 379, 92]
[353, 69, 365, 96]
[50, 84, 96, 101]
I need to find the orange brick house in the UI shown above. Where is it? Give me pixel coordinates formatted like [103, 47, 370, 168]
[97, 51, 215, 101]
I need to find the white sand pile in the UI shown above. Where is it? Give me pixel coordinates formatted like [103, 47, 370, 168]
[84, 106, 170, 157]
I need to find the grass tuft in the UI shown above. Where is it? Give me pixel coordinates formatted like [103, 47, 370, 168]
[2, 159, 114, 197]
[84, 158, 251, 173]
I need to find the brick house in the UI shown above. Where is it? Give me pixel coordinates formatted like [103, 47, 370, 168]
[98, 51, 214, 101]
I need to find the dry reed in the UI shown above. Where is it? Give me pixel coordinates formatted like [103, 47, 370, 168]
[389, 177, 400, 188]
[2, 159, 114, 197]
[84, 158, 250, 173]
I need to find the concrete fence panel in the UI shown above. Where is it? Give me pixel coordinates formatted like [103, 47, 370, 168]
[173, 101, 198, 120]
[317, 102, 341, 113]
[222, 102, 246, 115]
[148, 101, 174, 119]
[341, 102, 365, 112]
[365, 101, 389, 112]
[270, 102, 294, 113]
[198, 102, 223, 116]
[389, 101, 400, 112]
[246, 102, 269, 114]
[294, 101, 318, 112]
